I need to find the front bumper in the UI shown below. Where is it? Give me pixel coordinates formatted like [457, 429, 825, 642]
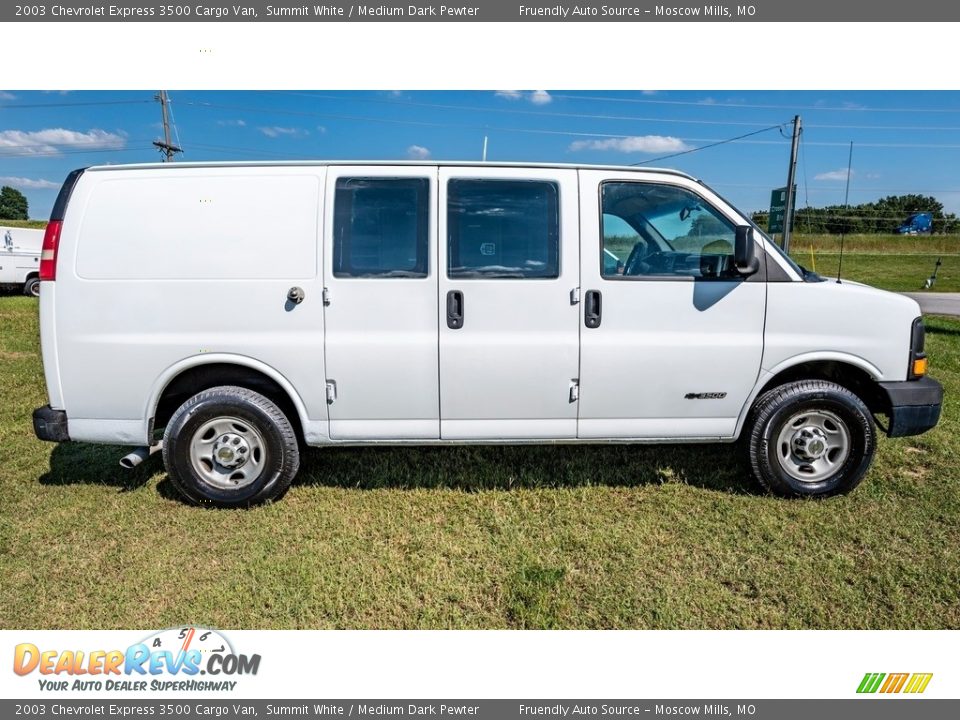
[878, 377, 944, 438]
[33, 405, 70, 442]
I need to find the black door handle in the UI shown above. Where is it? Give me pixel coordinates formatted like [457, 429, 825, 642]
[584, 289, 602, 328]
[446, 290, 464, 329]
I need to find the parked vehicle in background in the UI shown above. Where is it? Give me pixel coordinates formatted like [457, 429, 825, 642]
[896, 212, 933, 235]
[32, 162, 943, 507]
[0, 226, 43, 296]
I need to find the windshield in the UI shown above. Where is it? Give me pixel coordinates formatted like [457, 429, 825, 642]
[697, 180, 803, 278]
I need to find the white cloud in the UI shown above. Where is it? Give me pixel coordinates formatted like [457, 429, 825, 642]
[406, 145, 431, 160]
[495, 90, 552, 104]
[815, 168, 854, 181]
[530, 90, 552, 105]
[0, 91, 15, 101]
[569, 135, 692, 154]
[217, 119, 246, 127]
[259, 126, 307, 138]
[0, 176, 59, 190]
[0, 128, 126, 155]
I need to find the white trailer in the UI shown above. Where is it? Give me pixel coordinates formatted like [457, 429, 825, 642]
[1, 225, 43, 296]
[32, 162, 943, 506]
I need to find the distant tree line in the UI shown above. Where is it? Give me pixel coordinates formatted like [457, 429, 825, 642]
[751, 194, 960, 234]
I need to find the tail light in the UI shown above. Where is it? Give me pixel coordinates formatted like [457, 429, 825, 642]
[39, 220, 62, 281]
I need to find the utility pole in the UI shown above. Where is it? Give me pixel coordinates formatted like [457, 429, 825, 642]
[153, 91, 182, 162]
[781, 114, 801, 254]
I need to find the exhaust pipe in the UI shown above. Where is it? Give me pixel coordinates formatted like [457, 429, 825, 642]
[120, 443, 162, 469]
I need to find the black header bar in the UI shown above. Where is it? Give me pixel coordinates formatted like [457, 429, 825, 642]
[4, 1, 958, 22]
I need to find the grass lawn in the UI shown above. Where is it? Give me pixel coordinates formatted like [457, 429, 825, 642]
[788, 234, 960, 292]
[1, 219, 47, 230]
[0, 296, 958, 630]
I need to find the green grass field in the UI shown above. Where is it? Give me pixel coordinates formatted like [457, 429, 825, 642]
[1, 219, 47, 230]
[788, 234, 960, 292]
[0, 296, 958, 629]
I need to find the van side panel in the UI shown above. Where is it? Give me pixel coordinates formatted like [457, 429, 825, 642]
[54, 166, 328, 444]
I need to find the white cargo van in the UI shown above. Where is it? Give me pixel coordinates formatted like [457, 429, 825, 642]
[1, 225, 43, 296]
[32, 162, 943, 506]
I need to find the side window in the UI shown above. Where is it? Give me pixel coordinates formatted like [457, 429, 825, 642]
[601, 182, 737, 280]
[448, 179, 559, 279]
[333, 177, 429, 278]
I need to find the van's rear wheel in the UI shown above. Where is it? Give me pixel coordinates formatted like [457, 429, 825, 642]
[162, 386, 299, 507]
[24, 277, 40, 297]
[746, 380, 875, 497]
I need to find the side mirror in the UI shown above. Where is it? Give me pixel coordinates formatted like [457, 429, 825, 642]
[734, 225, 760, 276]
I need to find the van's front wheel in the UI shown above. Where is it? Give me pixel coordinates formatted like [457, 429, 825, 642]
[746, 380, 876, 497]
[162, 386, 300, 507]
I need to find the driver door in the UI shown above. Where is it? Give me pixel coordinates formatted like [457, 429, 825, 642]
[577, 170, 766, 439]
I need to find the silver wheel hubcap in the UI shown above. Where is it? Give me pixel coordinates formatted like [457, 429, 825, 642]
[775, 409, 851, 482]
[189, 416, 266, 489]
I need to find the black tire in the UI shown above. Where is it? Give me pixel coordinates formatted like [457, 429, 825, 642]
[745, 380, 876, 498]
[24, 277, 40, 297]
[162, 385, 299, 507]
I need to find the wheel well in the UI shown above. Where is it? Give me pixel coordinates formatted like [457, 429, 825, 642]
[25, 272, 39, 281]
[756, 361, 887, 415]
[152, 363, 304, 443]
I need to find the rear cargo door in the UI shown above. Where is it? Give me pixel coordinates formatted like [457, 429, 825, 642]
[322, 166, 440, 439]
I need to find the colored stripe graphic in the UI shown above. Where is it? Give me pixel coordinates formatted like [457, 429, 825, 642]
[857, 673, 885, 693]
[880, 673, 909, 693]
[857, 672, 932, 694]
[904, 673, 934, 694]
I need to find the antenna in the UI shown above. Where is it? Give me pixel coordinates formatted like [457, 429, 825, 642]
[153, 91, 182, 162]
[836, 141, 853, 283]
[482, 135, 488, 162]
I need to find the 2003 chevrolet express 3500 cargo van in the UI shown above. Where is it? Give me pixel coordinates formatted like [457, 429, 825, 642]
[32, 162, 943, 506]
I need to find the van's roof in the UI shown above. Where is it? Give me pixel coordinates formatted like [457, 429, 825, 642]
[83, 160, 699, 180]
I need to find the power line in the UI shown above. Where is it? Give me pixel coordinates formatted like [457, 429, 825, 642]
[179, 101, 960, 150]
[0, 144, 152, 158]
[631, 124, 787, 165]
[263, 91, 791, 128]
[0, 99, 153, 109]
[712, 182, 960, 193]
[271, 91, 960, 132]
[549, 93, 960, 114]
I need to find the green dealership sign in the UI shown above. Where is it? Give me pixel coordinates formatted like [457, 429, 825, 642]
[768, 186, 796, 234]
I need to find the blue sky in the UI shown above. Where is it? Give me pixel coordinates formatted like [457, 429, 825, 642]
[2, 90, 959, 220]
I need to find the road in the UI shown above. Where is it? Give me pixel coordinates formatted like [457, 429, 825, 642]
[902, 292, 960, 316]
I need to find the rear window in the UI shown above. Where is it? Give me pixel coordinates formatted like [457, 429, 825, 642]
[447, 179, 559, 279]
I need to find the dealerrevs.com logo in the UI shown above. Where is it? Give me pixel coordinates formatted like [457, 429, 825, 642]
[13, 627, 260, 693]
